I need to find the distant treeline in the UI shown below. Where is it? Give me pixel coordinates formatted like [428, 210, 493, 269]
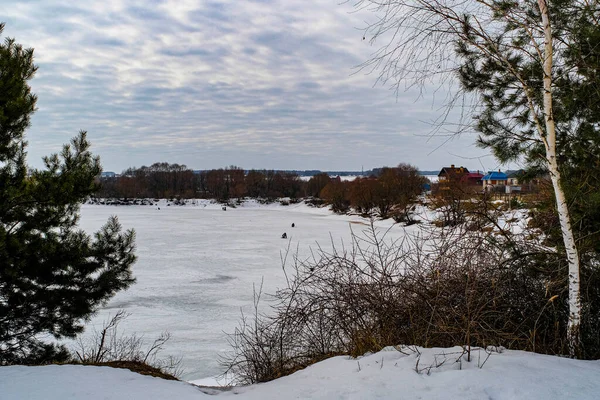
[96, 162, 428, 218]
[193, 169, 372, 177]
[188, 168, 439, 177]
[97, 163, 305, 200]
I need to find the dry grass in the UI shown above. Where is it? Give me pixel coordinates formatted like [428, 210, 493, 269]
[86, 360, 179, 380]
[72, 310, 182, 379]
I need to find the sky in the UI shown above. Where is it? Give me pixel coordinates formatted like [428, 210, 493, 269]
[2, 0, 500, 173]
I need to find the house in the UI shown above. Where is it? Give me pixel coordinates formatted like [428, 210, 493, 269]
[506, 170, 524, 186]
[438, 165, 469, 181]
[437, 165, 483, 186]
[482, 170, 508, 191]
[464, 171, 484, 186]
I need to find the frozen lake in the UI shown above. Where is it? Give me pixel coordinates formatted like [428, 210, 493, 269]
[75, 200, 404, 381]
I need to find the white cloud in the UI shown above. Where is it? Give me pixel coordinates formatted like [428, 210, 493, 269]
[1, 0, 492, 172]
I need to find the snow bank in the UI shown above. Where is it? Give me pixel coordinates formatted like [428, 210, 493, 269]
[0, 364, 205, 400]
[2, 346, 599, 399]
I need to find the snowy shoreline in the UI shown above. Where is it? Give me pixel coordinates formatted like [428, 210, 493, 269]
[2, 345, 600, 399]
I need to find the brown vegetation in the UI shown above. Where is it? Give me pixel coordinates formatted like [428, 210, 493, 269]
[87, 360, 179, 380]
[96, 163, 428, 219]
[73, 310, 182, 380]
[97, 164, 305, 201]
[223, 207, 600, 384]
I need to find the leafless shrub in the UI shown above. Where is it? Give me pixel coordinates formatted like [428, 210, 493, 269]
[224, 216, 569, 384]
[73, 310, 182, 379]
[411, 345, 498, 375]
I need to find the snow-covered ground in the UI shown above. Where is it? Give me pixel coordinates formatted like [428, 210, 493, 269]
[3, 346, 599, 399]
[298, 174, 362, 181]
[297, 174, 438, 182]
[3, 199, 599, 398]
[67, 200, 409, 382]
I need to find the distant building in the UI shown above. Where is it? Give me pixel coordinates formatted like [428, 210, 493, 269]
[464, 171, 484, 186]
[506, 170, 524, 186]
[482, 170, 508, 191]
[437, 165, 483, 186]
[438, 165, 469, 181]
[100, 171, 116, 178]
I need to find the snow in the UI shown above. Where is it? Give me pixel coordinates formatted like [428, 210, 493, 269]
[3, 200, 599, 398]
[68, 200, 410, 381]
[424, 174, 439, 183]
[2, 346, 600, 399]
[54, 200, 538, 383]
[6, 199, 592, 399]
[497, 208, 530, 235]
[297, 175, 361, 181]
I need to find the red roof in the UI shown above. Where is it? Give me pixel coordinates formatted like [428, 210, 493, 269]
[466, 172, 483, 179]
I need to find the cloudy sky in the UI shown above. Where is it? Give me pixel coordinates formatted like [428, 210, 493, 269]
[3, 0, 498, 173]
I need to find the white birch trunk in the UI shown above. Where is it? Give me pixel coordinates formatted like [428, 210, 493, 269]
[537, 0, 582, 357]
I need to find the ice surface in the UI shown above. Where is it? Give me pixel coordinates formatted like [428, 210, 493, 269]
[4, 201, 596, 399]
[71, 200, 407, 381]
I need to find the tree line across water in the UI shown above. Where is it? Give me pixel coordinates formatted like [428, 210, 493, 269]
[96, 163, 428, 220]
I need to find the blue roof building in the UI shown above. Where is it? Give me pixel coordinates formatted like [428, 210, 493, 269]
[482, 170, 508, 190]
[482, 171, 508, 181]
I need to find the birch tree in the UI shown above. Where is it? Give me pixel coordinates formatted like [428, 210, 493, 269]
[352, 0, 600, 356]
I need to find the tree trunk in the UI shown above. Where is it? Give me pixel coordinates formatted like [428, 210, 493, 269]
[538, 0, 581, 357]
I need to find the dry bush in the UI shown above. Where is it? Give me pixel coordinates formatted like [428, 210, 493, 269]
[223, 218, 577, 384]
[73, 310, 182, 379]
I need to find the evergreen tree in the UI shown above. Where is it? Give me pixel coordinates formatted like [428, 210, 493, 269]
[0, 23, 136, 365]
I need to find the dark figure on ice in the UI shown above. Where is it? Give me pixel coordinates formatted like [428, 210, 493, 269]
[222, 206, 226, 211]
[291, 223, 295, 228]
[281, 232, 287, 239]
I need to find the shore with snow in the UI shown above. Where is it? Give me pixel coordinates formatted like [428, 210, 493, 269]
[2, 346, 600, 399]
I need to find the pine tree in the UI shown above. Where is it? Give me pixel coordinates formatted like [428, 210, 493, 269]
[0, 23, 136, 365]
